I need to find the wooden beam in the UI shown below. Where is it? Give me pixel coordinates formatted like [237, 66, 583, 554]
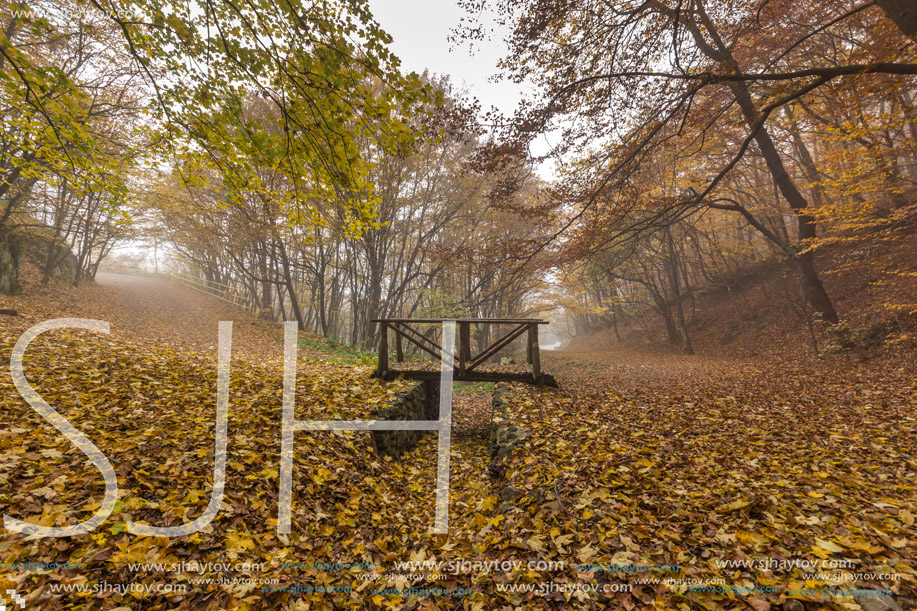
[394, 323, 404, 362]
[467, 323, 529, 372]
[391, 323, 443, 361]
[458, 321, 471, 376]
[526, 326, 533, 364]
[372, 318, 548, 324]
[375, 368, 558, 387]
[398, 323, 443, 353]
[530, 323, 541, 383]
[0, 309, 17, 316]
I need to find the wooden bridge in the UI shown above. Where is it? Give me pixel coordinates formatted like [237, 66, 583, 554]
[371, 318, 556, 386]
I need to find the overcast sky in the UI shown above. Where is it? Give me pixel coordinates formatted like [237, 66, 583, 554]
[367, 0, 560, 175]
[367, 0, 524, 117]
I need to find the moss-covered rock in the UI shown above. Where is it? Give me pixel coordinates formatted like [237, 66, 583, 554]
[0, 232, 23, 296]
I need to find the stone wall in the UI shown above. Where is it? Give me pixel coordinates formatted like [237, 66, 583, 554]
[489, 384, 529, 475]
[371, 380, 439, 457]
[489, 384, 531, 510]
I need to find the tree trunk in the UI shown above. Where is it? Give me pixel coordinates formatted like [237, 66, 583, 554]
[612, 304, 623, 341]
[277, 241, 305, 330]
[875, 0, 917, 38]
[685, 6, 841, 325]
[729, 86, 838, 323]
[666, 227, 694, 354]
[652, 289, 681, 347]
[257, 247, 273, 320]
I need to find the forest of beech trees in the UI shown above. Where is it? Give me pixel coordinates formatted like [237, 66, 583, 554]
[471, 0, 917, 351]
[1, 0, 915, 351]
[2, 2, 917, 609]
[152, 84, 554, 347]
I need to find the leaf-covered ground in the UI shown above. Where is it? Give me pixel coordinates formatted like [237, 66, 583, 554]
[490, 353, 916, 610]
[1, 274, 915, 610]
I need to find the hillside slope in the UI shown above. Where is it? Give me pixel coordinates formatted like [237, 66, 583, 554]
[565, 231, 917, 361]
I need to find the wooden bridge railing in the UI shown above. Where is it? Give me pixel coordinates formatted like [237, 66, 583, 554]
[371, 318, 555, 386]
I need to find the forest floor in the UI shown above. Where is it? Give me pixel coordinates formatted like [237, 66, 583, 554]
[0, 270, 915, 611]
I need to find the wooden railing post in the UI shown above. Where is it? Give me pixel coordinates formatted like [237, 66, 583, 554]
[459, 321, 471, 376]
[378, 322, 389, 377]
[395, 323, 404, 362]
[526, 323, 534, 364]
[529, 323, 541, 382]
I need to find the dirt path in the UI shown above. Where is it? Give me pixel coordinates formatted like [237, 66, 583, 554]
[2, 272, 284, 359]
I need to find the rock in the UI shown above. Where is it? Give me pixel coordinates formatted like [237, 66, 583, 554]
[501, 486, 522, 502]
[0, 232, 23, 296]
[781, 601, 805, 611]
[488, 460, 506, 479]
[854, 594, 904, 611]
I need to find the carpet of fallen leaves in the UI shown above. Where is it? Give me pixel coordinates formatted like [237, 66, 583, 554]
[0, 273, 915, 611]
[493, 352, 916, 611]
